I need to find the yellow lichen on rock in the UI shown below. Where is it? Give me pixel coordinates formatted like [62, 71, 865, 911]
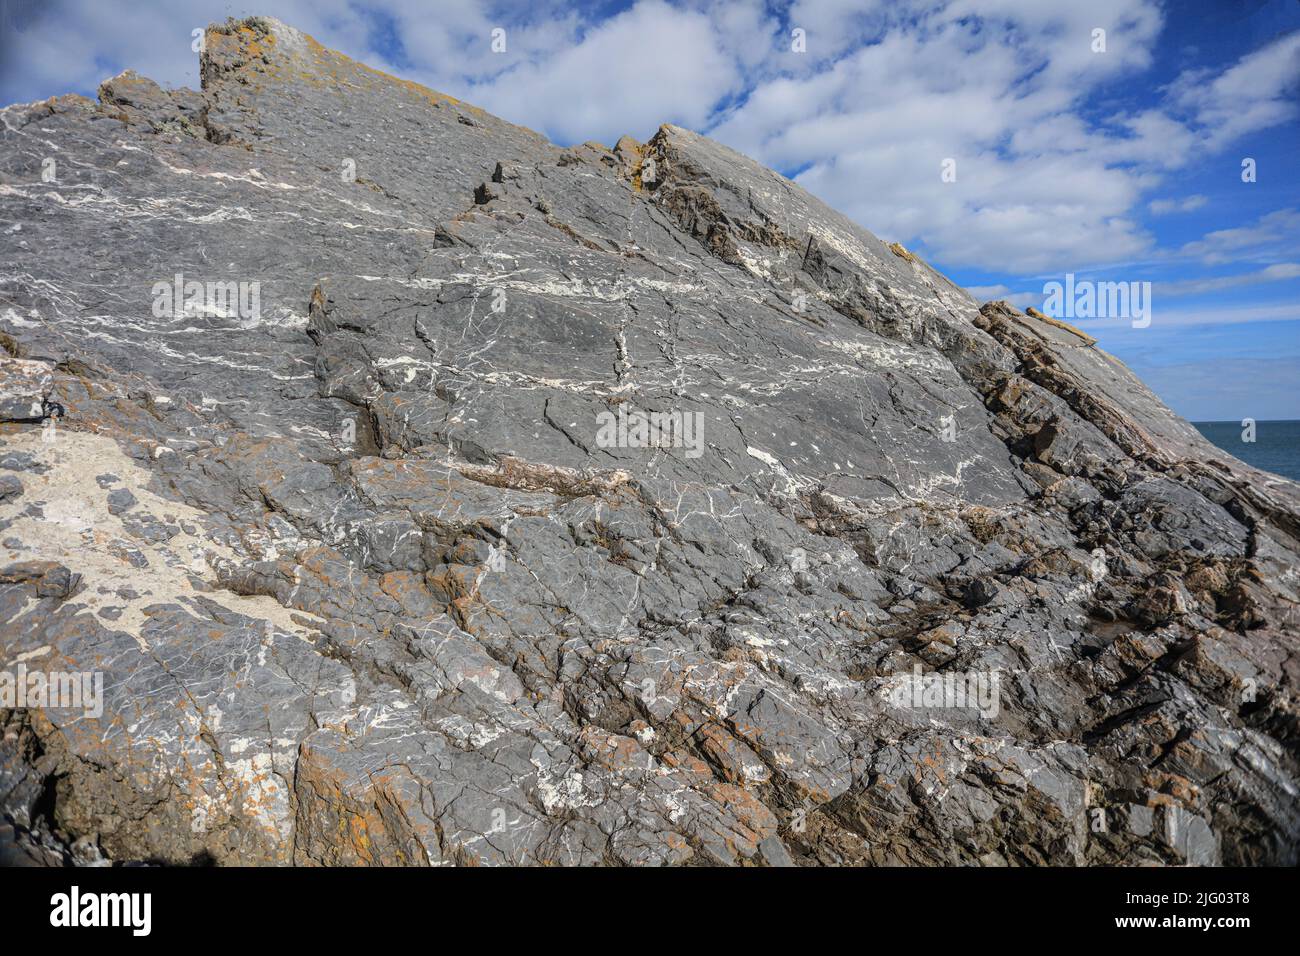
[1026, 306, 1098, 345]
[887, 241, 919, 264]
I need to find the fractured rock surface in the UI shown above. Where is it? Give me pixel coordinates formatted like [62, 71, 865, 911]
[0, 16, 1297, 866]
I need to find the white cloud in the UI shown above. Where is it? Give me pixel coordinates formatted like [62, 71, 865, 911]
[1172, 31, 1300, 150]
[1178, 208, 1300, 265]
[707, 6, 1299, 273]
[1158, 263, 1300, 297]
[784, 0, 889, 60]
[462, 1, 744, 143]
[1076, 300, 1300, 330]
[1149, 194, 1208, 215]
[708, 2, 1175, 271]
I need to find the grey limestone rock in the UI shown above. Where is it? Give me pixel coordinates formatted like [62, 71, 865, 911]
[0, 16, 1297, 866]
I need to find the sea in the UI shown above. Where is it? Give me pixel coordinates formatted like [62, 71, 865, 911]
[1193, 420, 1300, 483]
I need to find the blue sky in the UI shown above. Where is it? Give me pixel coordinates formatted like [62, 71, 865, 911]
[2, 0, 1297, 420]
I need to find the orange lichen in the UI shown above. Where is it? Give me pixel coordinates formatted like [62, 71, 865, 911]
[301, 31, 483, 117]
[887, 241, 918, 264]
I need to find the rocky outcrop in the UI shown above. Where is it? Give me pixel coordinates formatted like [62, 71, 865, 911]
[1, 17, 1297, 866]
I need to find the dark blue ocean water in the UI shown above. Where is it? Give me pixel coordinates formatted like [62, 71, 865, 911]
[1193, 420, 1300, 483]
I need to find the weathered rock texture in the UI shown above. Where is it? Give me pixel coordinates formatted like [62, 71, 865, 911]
[1, 17, 1297, 866]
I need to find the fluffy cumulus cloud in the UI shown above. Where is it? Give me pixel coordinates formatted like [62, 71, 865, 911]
[707, 1, 1297, 273]
[463, 1, 746, 145]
